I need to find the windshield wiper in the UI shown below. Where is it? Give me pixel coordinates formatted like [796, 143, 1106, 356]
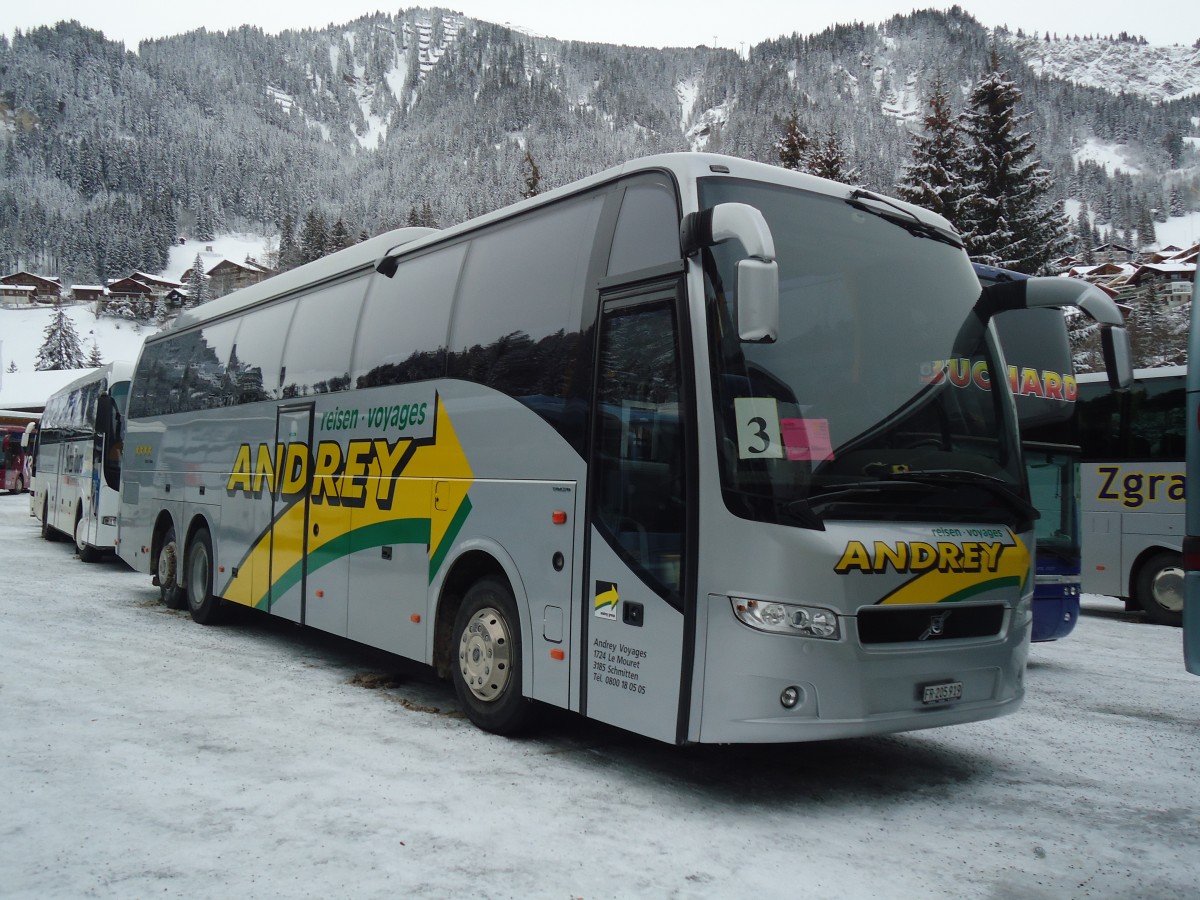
[881, 469, 1039, 526]
[802, 480, 932, 515]
[804, 469, 1038, 532]
[846, 189, 965, 250]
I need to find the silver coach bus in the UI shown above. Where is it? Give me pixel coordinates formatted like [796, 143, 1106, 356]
[116, 153, 1129, 743]
[36, 361, 130, 561]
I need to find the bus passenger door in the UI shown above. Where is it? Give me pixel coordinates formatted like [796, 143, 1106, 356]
[269, 405, 316, 625]
[584, 285, 692, 744]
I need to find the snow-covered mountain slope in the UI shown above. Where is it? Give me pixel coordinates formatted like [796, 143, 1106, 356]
[1005, 34, 1200, 103]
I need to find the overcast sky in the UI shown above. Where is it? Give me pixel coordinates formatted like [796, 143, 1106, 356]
[0, 1, 1195, 51]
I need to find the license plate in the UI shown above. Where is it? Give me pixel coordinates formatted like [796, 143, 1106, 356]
[922, 681, 963, 705]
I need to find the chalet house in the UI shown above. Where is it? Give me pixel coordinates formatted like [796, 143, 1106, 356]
[0, 284, 37, 307]
[180, 257, 274, 299]
[165, 287, 190, 308]
[208, 258, 273, 297]
[1128, 262, 1196, 303]
[1, 271, 62, 302]
[71, 285, 105, 304]
[1089, 241, 1136, 264]
[128, 271, 183, 293]
[106, 277, 154, 298]
[102, 276, 155, 316]
[1146, 244, 1185, 263]
[1067, 262, 1128, 281]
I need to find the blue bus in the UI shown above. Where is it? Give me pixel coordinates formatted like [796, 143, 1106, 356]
[977, 264, 1081, 642]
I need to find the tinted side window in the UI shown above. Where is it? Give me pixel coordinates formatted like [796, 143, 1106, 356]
[353, 244, 464, 388]
[607, 180, 680, 276]
[281, 280, 364, 398]
[447, 195, 602, 436]
[175, 320, 239, 412]
[1077, 375, 1186, 462]
[229, 302, 294, 405]
[129, 341, 176, 419]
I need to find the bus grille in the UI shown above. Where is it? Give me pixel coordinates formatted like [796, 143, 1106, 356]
[857, 604, 1005, 644]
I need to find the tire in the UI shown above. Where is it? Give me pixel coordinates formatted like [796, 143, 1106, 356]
[185, 527, 224, 625]
[157, 524, 187, 609]
[1135, 551, 1184, 627]
[41, 496, 59, 542]
[450, 576, 534, 735]
[75, 506, 101, 563]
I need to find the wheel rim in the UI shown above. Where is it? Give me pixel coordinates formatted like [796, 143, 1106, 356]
[75, 514, 86, 551]
[458, 606, 512, 702]
[188, 541, 210, 609]
[1151, 565, 1185, 613]
[158, 540, 177, 587]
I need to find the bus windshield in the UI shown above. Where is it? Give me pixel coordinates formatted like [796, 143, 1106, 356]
[700, 178, 1025, 528]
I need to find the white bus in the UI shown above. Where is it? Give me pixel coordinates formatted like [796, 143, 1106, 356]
[1181, 264, 1199, 672]
[116, 153, 1129, 743]
[1073, 367, 1185, 625]
[35, 362, 131, 561]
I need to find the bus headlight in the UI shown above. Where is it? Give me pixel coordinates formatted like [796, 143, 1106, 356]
[731, 597, 840, 640]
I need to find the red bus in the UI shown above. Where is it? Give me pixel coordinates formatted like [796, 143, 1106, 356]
[1, 424, 31, 493]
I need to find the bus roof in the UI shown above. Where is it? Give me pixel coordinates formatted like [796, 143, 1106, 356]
[47, 361, 136, 398]
[157, 152, 960, 341]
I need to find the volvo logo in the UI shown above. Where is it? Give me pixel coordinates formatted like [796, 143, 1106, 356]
[919, 611, 952, 641]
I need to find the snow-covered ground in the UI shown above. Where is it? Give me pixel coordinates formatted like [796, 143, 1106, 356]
[0, 304, 152, 377]
[1, 497, 1197, 899]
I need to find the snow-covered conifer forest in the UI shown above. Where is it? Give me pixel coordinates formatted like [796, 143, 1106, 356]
[0, 7, 1197, 288]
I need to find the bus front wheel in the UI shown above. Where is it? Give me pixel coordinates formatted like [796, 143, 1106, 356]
[1135, 551, 1184, 627]
[158, 525, 186, 609]
[185, 527, 224, 625]
[451, 577, 534, 735]
[75, 506, 100, 563]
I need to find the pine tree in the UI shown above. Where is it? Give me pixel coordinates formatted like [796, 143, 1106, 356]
[420, 201, 438, 228]
[35, 301, 87, 370]
[299, 208, 329, 263]
[278, 213, 302, 271]
[805, 127, 860, 185]
[195, 197, 216, 242]
[776, 111, 810, 171]
[88, 337, 103, 366]
[186, 254, 212, 308]
[1169, 188, 1185, 218]
[898, 74, 966, 226]
[957, 52, 1069, 273]
[329, 217, 352, 251]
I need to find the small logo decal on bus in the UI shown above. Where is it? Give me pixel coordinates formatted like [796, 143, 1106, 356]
[919, 611, 951, 640]
[595, 581, 619, 620]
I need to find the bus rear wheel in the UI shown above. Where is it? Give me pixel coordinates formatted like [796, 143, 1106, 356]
[1135, 551, 1184, 627]
[157, 525, 186, 609]
[185, 527, 224, 625]
[40, 496, 59, 542]
[451, 577, 534, 735]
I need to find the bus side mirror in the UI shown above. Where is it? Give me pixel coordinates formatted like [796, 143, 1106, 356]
[681, 203, 780, 343]
[979, 276, 1133, 391]
[1099, 325, 1133, 392]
